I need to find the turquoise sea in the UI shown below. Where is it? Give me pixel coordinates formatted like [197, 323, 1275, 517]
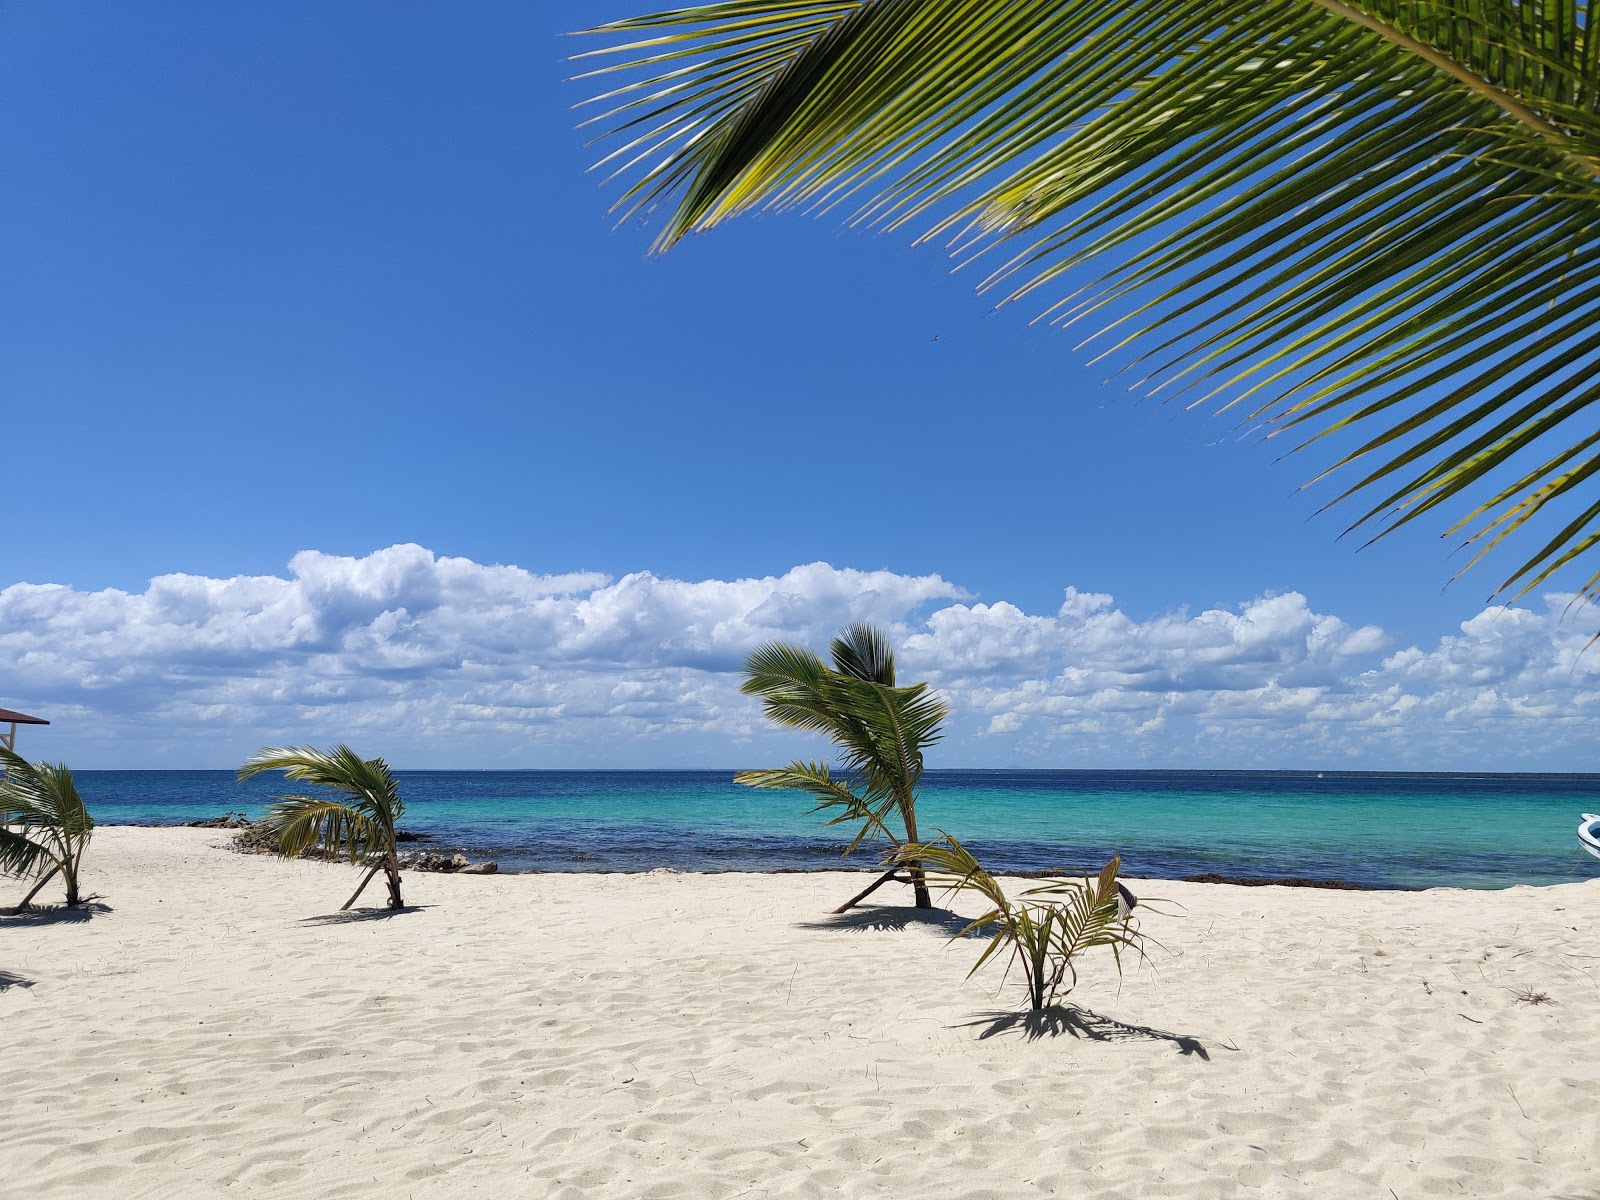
[80, 769, 1600, 890]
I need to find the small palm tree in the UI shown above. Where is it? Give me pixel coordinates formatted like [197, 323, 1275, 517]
[736, 623, 946, 911]
[898, 834, 1147, 1012]
[0, 746, 95, 909]
[237, 745, 408, 911]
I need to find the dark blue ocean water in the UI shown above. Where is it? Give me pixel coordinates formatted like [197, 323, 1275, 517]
[76, 769, 1600, 890]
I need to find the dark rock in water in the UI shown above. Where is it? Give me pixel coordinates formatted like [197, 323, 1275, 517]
[236, 822, 431, 860]
[401, 851, 501, 872]
[231, 824, 282, 855]
[401, 852, 455, 872]
[394, 852, 496, 874]
[230, 824, 349, 861]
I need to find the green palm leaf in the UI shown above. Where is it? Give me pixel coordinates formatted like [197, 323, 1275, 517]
[258, 796, 391, 863]
[0, 825, 46, 879]
[734, 760, 902, 851]
[829, 622, 896, 684]
[900, 834, 1147, 1010]
[579, 0, 1600, 604]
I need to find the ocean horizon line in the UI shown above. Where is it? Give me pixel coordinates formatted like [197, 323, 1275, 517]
[72, 765, 1600, 781]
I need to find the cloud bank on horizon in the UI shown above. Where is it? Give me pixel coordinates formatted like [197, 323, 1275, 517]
[3, 543, 1595, 769]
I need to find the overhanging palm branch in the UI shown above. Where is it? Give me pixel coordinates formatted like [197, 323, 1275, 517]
[237, 745, 408, 911]
[735, 623, 948, 909]
[0, 745, 94, 908]
[577, 1, 1600, 606]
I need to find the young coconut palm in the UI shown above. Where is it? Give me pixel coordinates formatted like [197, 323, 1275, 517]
[579, 1, 1600, 613]
[896, 834, 1147, 1012]
[238, 745, 408, 911]
[0, 745, 95, 909]
[736, 623, 946, 912]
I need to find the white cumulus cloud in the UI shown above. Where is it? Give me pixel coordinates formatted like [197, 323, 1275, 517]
[2, 544, 1597, 769]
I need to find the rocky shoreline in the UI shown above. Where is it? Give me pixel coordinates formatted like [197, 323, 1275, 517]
[164, 815, 500, 875]
[97, 817, 1395, 889]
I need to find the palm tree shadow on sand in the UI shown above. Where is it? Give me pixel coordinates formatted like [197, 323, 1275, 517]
[798, 903, 975, 935]
[298, 904, 435, 926]
[0, 900, 112, 926]
[962, 1005, 1212, 1057]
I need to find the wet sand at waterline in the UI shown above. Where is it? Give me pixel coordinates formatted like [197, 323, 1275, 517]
[2, 828, 1596, 1198]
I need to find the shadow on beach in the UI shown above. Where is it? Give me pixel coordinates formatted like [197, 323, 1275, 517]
[961, 1005, 1212, 1056]
[0, 901, 112, 926]
[798, 904, 975, 935]
[299, 904, 435, 926]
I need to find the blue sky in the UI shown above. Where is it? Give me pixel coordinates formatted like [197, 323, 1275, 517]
[4, 2, 1597, 769]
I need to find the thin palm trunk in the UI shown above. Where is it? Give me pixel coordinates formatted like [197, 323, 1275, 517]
[829, 797, 932, 912]
[384, 849, 403, 910]
[11, 841, 84, 908]
[336, 849, 402, 911]
[831, 865, 914, 914]
[16, 863, 60, 910]
[63, 831, 85, 905]
[341, 862, 385, 911]
[900, 800, 932, 909]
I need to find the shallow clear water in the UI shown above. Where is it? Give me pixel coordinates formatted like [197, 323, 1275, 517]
[76, 768, 1600, 889]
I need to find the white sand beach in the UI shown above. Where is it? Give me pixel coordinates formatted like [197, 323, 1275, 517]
[3, 827, 1597, 1199]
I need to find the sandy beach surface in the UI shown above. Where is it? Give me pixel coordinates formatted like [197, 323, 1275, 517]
[3, 828, 1597, 1199]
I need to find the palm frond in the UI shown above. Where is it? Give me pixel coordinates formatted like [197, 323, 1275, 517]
[895, 834, 1016, 964]
[830, 622, 896, 684]
[842, 679, 946, 795]
[1025, 857, 1143, 987]
[0, 747, 93, 852]
[0, 826, 46, 878]
[238, 744, 404, 831]
[740, 641, 857, 736]
[740, 639, 914, 803]
[580, 0, 1600, 603]
[260, 795, 391, 863]
[735, 760, 901, 850]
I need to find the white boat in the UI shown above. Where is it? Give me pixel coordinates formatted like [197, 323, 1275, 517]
[1580, 813, 1600, 862]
